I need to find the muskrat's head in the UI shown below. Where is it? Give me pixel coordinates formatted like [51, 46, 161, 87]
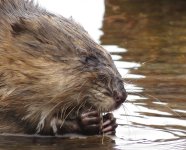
[5, 14, 127, 113]
[40, 16, 128, 113]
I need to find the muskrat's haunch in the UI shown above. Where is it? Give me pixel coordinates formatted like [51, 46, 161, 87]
[0, 0, 127, 135]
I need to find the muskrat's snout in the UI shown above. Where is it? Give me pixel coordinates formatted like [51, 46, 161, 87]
[112, 78, 127, 106]
[113, 89, 127, 104]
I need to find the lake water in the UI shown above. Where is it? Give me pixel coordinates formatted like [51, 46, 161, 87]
[1, 0, 186, 149]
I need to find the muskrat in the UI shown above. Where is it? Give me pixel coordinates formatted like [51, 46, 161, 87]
[0, 0, 127, 135]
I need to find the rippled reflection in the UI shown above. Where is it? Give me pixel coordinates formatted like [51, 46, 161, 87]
[101, 0, 186, 148]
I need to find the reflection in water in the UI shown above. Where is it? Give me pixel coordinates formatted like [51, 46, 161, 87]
[0, 134, 114, 150]
[1, 0, 186, 149]
[103, 45, 127, 53]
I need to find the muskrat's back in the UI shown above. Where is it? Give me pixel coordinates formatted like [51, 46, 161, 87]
[0, 0, 127, 135]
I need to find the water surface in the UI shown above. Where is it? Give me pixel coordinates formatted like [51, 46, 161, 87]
[101, 0, 186, 149]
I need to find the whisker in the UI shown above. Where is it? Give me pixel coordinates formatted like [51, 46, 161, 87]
[60, 103, 69, 121]
[76, 99, 87, 116]
[121, 104, 132, 136]
[128, 91, 183, 119]
[145, 93, 183, 119]
[60, 105, 77, 128]
[141, 58, 157, 65]
[121, 103, 131, 116]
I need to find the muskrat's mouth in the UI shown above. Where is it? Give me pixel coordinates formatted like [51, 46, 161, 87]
[91, 100, 123, 113]
[115, 100, 124, 109]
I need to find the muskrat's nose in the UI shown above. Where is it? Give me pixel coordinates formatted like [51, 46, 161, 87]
[113, 90, 127, 103]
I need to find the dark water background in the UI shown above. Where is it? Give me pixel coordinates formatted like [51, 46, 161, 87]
[0, 0, 186, 149]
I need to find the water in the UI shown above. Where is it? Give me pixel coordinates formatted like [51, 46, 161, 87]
[101, 0, 186, 149]
[1, 0, 186, 149]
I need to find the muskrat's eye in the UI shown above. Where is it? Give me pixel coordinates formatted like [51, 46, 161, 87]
[84, 55, 99, 66]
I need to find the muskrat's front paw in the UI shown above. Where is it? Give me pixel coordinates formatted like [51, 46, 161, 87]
[78, 111, 101, 135]
[101, 113, 118, 135]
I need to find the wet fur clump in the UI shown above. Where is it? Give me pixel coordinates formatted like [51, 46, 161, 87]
[0, 0, 127, 135]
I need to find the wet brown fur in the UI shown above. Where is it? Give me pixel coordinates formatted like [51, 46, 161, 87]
[0, 0, 126, 135]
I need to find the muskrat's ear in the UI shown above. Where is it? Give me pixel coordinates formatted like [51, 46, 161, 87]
[11, 17, 38, 35]
[11, 18, 28, 35]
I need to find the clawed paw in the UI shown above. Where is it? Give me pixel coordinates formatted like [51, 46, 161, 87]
[78, 111, 101, 135]
[78, 111, 117, 135]
[101, 113, 118, 135]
